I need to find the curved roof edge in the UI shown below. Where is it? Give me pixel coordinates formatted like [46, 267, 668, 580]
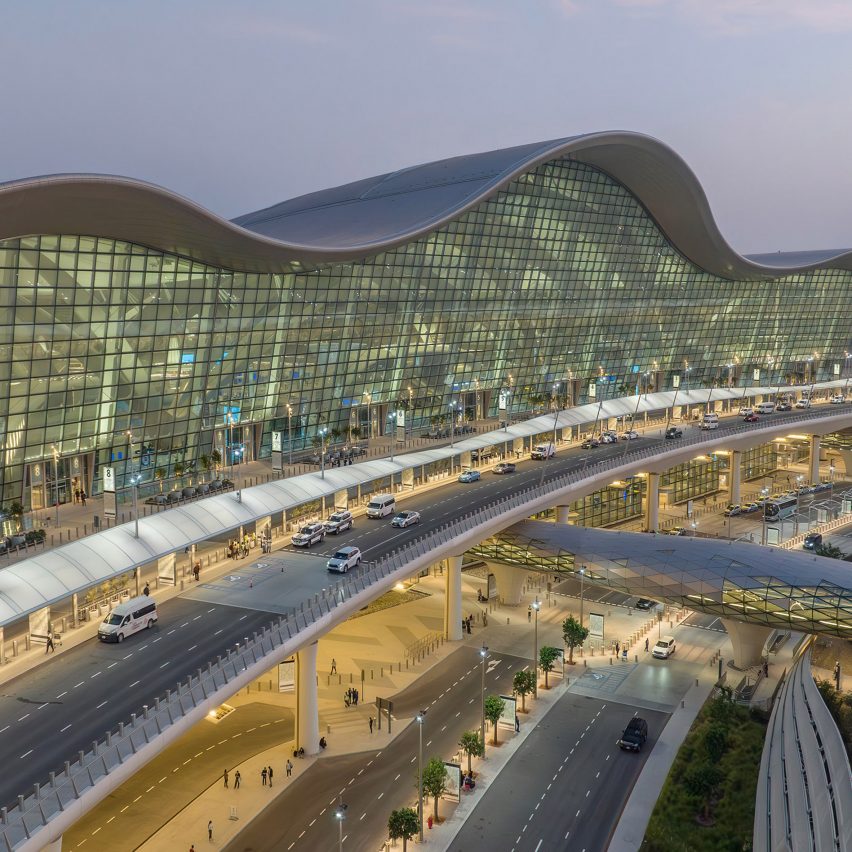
[2, 132, 852, 279]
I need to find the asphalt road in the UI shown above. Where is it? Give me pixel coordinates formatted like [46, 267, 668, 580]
[0, 404, 840, 808]
[0, 598, 274, 811]
[450, 690, 669, 852]
[224, 647, 528, 852]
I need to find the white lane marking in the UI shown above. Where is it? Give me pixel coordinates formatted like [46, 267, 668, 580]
[129, 680, 140, 688]
[180, 622, 189, 628]
[96, 701, 108, 710]
[534, 841, 543, 852]
[107, 662, 118, 669]
[90, 671, 101, 679]
[208, 608, 216, 613]
[188, 645, 197, 652]
[378, 792, 384, 799]
[160, 661, 170, 669]
[55, 692, 67, 699]
[214, 629, 223, 636]
[37, 703, 48, 711]
[60, 724, 72, 733]
[138, 644, 148, 650]
[167, 630, 176, 635]
[152, 637, 161, 643]
[193, 615, 202, 621]
[19, 749, 32, 759]
[17, 714, 29, 722]
[394, 774, 401, 781]
[73, 682, 84, 689]
[360, 813, 366, 821]
[239, 615, 248, 621]
[123, 654, 133, 660]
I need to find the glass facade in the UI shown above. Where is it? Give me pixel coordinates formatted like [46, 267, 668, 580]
[1, 158, 850, 505]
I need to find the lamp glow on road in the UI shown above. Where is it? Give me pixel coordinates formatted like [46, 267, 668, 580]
[395, 582, 405, 591]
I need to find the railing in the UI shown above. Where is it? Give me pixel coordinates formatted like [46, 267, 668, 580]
[1, 405, 850, 849]
[780, 512, 852, 550]
[753, 647, 852, 852]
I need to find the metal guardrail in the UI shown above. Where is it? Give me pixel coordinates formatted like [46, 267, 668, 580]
[1, 406, 850, 849]
[754, 646, 852, 852]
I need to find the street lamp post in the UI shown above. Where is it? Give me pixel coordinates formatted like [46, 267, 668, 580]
[334, 799, 347, 852]
[130, 474, 141, 538]
[760, 487, 769, 545]
[364, 393, 372, 440]
[579, 566, 586, 627]
[479, 646, 488, 755]
[449, 400, 458, 448]
[319, 427, 328, 480]
[227, 413, 235, 483]
[287, 405, 293, 466]
[417, 709, 427, 842]
[389, 411, 397, 464]
[51, 445, 61, 527]
[532, 598, 540, 697]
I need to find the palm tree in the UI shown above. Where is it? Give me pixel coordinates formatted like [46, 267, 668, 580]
[199, 454, 211, 482]
[154, 468, 166, 493]
[173, 462, 185, 487]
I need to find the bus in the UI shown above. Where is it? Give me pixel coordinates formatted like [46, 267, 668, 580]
[764, 495, 797, 522]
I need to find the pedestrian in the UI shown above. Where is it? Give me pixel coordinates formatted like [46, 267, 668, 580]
[286, 759, 293, 777]
[528, 606, 532, 623]
[483, 612, 488, 627]
[268, 765, 273, 786]
[81, 491, 87, 506]
[208, 820, 213, 842]
[644, 637, 649, 652]
[194, 561, 201, 582]
[622, 647, 628, 661]
[45, 634, 55, 654]
[261, 766, 267, 786]
[143, 582, 150, 596]
[515, 715, 520, 732]
[330, 657, 337, 675]
[190, 846, 195, 852]
[234, 770, 241, 789]
[223, 768, 228, 788]
[615, 641, 620, 657]
[763, 660, 769, 678]
[369, 716, 374, 733]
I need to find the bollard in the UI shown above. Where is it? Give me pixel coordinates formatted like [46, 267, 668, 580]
[106, 731, 112, 746]
[584, 659, 587, 667]
[12, 640, 17, 657]
[507, 617, 510, 625]
[17, 796, 24, 812]
[609, 657, 613, 665]
[131, 713, 137, 726]
[33, 783, 40, 798]
[681, 699, 685, 708]
[49, 771, 55, 788]
[144, 704, 150, 719]
[696, 678, 699, 687]
[78, 751, 85, 766]
[64, 761, 70, 777]
[635, 654, 638, 662]
[92, 740, 98, 756]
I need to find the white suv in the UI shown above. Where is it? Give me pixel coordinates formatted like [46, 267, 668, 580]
[795, 398, 811, 409]
[324, 510, 353, 534]
[291, 523, 326, 547]
[652, 636, 677, 659]
[327, 546, 361, 573]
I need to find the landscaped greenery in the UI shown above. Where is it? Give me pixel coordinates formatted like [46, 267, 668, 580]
[642, 688, 767, 851]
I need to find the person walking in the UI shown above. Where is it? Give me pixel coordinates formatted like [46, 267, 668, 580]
[208, 820, 213, 842]
[330, 658, 337, 675]
[223, 768, 229, 788]
[143, 582, 150, 596]
[528, 606, 532, 623]
[194, 561, 201, 582]
[286, 759, 293, 777]
[81, 491, 87, 506]
[369, 716, 374, 734]
[234, 770, 241, 789]
[615, 641, 620, 657]
[261, 766, 268, 786]
[644, 637, 649, 652]
[354, 688, 359, 706]
[515, 715, 520, 732]
[267, 765, 273, 786]
[46, 634, 55, 654]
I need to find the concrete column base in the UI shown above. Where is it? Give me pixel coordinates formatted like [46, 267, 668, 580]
[296, 642, 320, 755]
[556, 505, 571, 525]
[486, 562, 528, 606]
[810, 435, 822, 483]
[722, 619, 772, 669]
[41, 837, 62, 852]
[731, 451, 742, 506]
[444, 556, 463, 641]
[644, 472, 660, 532]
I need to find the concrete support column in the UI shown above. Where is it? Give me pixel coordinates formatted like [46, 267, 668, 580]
[487, 562, 528, 606]
[837, 450, 852, 477]
[644, 472, 660, 532]
[556, 505, 571, 525]
[0, 626, 4, 664]
[42, 837, 62, 852]
[135, 566, 141, 597]
[810, 435, 821, 483]
[296, 642, 319, 755]
[721, 619, 772, 669]
[444, 556, 463, 641]
[71, 593, 78, 628]
[730, 451, 742, 506]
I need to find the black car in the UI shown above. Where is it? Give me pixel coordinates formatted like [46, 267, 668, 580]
[581, 438, 600, 449]
[635, 598, 656, 610]
[493, 462, 516, 474]
[803, 532, 823, 551]
[665, 426, 682, 439]
[619, 717, 648, 751]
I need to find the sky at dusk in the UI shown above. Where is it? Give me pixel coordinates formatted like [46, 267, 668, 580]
[2, 0, 851, 254]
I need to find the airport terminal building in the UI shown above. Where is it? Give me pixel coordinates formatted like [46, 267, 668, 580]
[0, 131, 850, 506]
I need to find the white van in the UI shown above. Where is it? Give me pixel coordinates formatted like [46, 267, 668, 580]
[366, 493, 396, 518]
[98, 595, 158, 643]
[755, 401, 775, 414]
[700, 413, 719, 430]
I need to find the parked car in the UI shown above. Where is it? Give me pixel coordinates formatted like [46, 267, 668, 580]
[739, 407, 754, 417]
[324, 510, 354, 534]
[600, 432, 618, 444]
[493, 462, 516, 474]
[830, 394, 847, 404]
[803, 532, 823, 551]
[581, 438, 600, 449]
[391, 511, 421, 528]
[327, 546, 361, 573]
[741, 502, 761, 514]
[665, 426, 682, 439]
[618, 717, 648, 752]
[795, 398, 811, 409]
[458, 469, 481, 483]
[291, 523, 326, 547]
[813, 481, 832, 492]
[723, 504, 741, 516]
[145, 494, 168, 506]
[620, 430, 639, 440]
[635, 598, 657, 611]
[652, 636, 677, 659]
[471, 447, 496, 462]
[775, 401, 792, 412]
[668, 526, 686, 536]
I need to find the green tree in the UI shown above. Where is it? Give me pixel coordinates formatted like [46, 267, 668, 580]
[173, 461, 184, 486]
[7, 501, 24, 530]
[513, 669, 536, 712]
[702, 722, 729, 763]
[539, 646, 560, 688]
[210, 448, 222, 472]
[816, 542, 846, 560]
[154, 467, 166, 493]
[387, 807, 419, 852]
[683, 761, 723, 821]
[707, 686, 736, 726]
[350, 426, 362, 442]
[330, 427, 342, 444]
[562, 615, 589, 665]
[421, 757, 449, 821]
[199, 454, 210, 481]
[484, 694, 505, 745]
[458, 730, 484, 774]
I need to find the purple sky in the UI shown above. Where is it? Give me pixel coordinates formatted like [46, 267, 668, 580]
[2, 0, 851, 254]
